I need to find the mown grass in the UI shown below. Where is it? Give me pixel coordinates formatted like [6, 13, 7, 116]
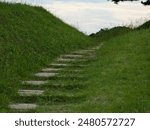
[33, 27, 150, 113]
[69, 28, 150, 112]
[0, 2, 149, 113]
[0, 2, 94, 112]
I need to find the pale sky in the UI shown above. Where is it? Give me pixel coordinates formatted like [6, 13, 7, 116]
[1, 0, 150, 34]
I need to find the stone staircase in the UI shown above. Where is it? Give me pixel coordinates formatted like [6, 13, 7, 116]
[9, 45, 102, 112]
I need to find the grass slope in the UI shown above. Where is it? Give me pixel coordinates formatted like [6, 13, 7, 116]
[90, 26, 131, 42]
[0, 2, 149, 113]
[137, 20, 150, 29]
[0, 2, 94, 112]
[90, 20, 150, 42]
[32, 23, 149, 113]
[76, 28, 150, 112]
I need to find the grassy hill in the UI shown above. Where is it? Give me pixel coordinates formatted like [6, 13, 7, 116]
[90, 26, 131, 42]
[137, 20, 150, 29]
[0, 2, 94, 112]
[90, 20, 150, 42]
[78, 28, 150, 112]
[38, 25, 149, 112]
[0, 2, 149, 112]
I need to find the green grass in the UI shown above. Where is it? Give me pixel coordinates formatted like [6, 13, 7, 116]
[90, 26, 131, 42]
[90, 20, 150, 42]
[30, 28, 149, 113]
[69, 28, 150, 112]
[0, 2, 149, 113]
[0, 2, 94, 112]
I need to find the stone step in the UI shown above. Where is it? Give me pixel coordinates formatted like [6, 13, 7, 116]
[41, 68, 62, 72]
[50, 63, 69, 67]
[22, 81, 49, 85]
[57, 58, 77, 62]
[34, 72, 58, 78]
[61, 54, 83, 58]
[70, 52, 96, 56]
[56, 58, 87, 62]
[9, 103, 37, 110]
[73, 49, 96, 54]
[42, 68, 82, 73]
[49, 63, 87, 68]
[18, 89, 44, 96]
[9, 45, 101, 111]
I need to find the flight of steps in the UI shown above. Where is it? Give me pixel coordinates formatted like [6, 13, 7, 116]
[9, 45, 102, 112]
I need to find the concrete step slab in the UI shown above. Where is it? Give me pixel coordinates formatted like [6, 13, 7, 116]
[18, 89, 44, 96]
[41, 68, 62, 72]
[56, 58, 87, 62]
[74, 49, 95, 54]
[41, 68, 82, 73]
[49, 63, 87, 68]
[35, 72, 58, 78]
[56, 58, 77, 62]
[50, 63, 69, 67]
[71, 51, 95, 56]
[22, 81, 48, 85]
[9, 103, 37, 110]
[61, 54, 83, 58]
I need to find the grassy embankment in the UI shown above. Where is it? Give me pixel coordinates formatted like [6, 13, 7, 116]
[0, 2, 94, 112]
[39, 22, 150, 112]
[35, 21, 150, 112]
[0, 2, 149, 112]
[75, 21, 150, 112]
